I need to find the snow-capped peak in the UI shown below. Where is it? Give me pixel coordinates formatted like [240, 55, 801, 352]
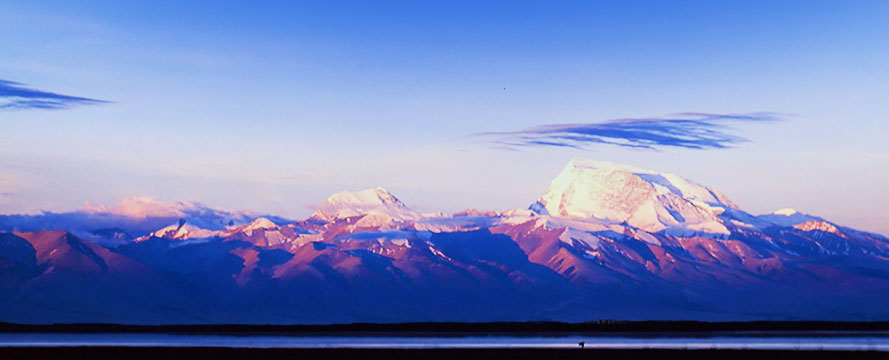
[530, 158, 735, 234]
[243, 217, 277, 231]
[137, 219, 221, 241]
[757, 208, 823, 227]
[312, 187, 419, 223]
[326, 187, 405, 208]
[773, 208, 799, 216]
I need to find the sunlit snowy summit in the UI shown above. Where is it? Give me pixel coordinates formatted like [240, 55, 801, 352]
[2, 158, 889, 324]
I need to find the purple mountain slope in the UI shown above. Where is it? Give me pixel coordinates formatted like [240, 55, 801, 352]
[2, 158, 889, 324]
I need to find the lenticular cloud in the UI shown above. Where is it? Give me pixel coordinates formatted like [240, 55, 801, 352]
[0, 79, 108, 111]
[479, 112, 780, 150]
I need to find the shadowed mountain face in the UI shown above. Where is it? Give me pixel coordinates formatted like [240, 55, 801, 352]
[2, 158, 889, 324]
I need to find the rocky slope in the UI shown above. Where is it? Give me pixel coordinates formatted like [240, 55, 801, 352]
[2, 158, 889, 324]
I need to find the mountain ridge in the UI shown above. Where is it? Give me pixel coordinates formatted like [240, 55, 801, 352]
[2, 158, 889, 324]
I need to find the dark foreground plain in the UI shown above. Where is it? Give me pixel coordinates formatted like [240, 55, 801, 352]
[3, 347, 889, 360]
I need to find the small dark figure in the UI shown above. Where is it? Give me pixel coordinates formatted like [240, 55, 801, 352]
[578, 341, 585, 348]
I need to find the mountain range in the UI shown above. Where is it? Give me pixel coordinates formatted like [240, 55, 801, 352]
[2, 158, 889, 324]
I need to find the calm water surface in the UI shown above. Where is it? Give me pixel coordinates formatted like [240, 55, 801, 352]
[2, 333, 889, 351]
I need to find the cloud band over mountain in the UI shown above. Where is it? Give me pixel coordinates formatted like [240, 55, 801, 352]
[479, 112, 780, 150]
[0, 79, 108, 110]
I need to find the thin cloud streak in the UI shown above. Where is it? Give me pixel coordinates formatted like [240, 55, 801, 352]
[0, 79, 108, 110]
[478, 112, 780, 151]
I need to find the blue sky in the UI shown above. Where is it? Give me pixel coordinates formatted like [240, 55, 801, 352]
[1, 0, 888, 234]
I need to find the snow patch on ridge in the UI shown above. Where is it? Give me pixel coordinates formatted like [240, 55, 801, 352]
[774, 208, 799, 216]
[794, 220, 842, 235]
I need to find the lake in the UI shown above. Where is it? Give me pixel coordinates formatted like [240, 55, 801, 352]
[2, 332, 889, 351]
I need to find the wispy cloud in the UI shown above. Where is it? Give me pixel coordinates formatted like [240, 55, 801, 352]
[478, 112, 781, 151]
[0, 79, 108, 110]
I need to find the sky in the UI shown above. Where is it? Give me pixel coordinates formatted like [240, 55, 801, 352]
[1, 0, 888, 235]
